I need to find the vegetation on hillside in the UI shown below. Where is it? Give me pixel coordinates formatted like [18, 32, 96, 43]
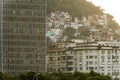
[47, 0, 103, 17]
[62, 27, 76, 39]
[107, 14, 120, 32]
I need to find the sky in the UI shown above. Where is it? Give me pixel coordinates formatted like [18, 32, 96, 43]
[87, 0, 120, 25]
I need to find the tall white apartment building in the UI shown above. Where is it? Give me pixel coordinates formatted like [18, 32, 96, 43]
[47, 42, 120, 79]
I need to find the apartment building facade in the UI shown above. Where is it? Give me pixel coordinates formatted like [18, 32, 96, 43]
[0, 0, 47, 75]
[47, 42, 120, 79]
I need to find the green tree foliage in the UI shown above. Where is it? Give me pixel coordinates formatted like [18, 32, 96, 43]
[89, 71, 100, 77]
[62, 27, 76, 39]
[0, 72, 14, 80]
[26, 72, 36, 80]
[19, 73, 27, 80]
[106, 14, 120, 40]
[47, 0, 103, 17]
[19, 72, 36, 80]
[73, 71, 87, 80]
[43, 73, 52, 80]
[0, 72, 2, 80]
[78, 27, 90, 39]
[0, 71, 112, 80]
[107, 14, 120, 32]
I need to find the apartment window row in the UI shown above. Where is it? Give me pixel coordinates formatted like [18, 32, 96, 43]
[7, 66, 43, 71]
[4, 52, 42, 59]
[3, 28, 44, 35]
[4, 41, 34, 45]
[50, 51, 66, 56]
[58, 56, 74, 61]
[58, 68, 67, 72]
[23, 60, 45, 64]
[48, 62, 56, 66]
[86, 55, 97, 59]
[58, 56, 66, 61]
[7, 59, 23, 64]
[5, 53, 23, 58]
[3, 0, 46, 3]
[67, 61, 73, 65]
[67, 56, 73, 60]
[86, 67, 97, 70]
[4, 2, 46, 9]
[67, 67, 73, 71]
[112, 72, 119, 75]
[3, 16, 45, 22]
[4, 47, 44, 53]
[86, 61, 97, 65]
[49, 57, 56, 61]
[112, 56, 119, 59]
[48, 68, 56, 72]
[3, 28, 24, 34]
[101, 55, 105, 59]
[4, 35, 45, 40]
[101, 50, 119, 54]
[4, 9, 46, 16]
[3, 22, 45, 27]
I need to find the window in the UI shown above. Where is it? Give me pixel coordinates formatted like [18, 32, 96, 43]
[95, 61, 97, 64]
[86, 56, 88, 59]
[101, 51, 105, 54]
[67, 62, 73, 65]
[86, 67, 88, 70]
[89, 61, 93, 65]
[80, 67, 82, 70]
[67, 56, 73, 60]
[89, 67, 94, 70]
[95, 56, 97, 59]
[89, 56, 94, 59]
[49, 57, 53, 61]
[58, 57, 60, 60]
[101, 56, 104, 58]
[86, 61, 88, 66]
[67, 67, 73, 71]
[107, 73, 111, 76]
[95, 67, 97, 70]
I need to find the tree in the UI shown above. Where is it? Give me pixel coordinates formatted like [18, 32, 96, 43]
[43, 74, 52, 80]
[19, 74, 27, 80]
[47, 0, 103, 16]
[107, 14, 120, 32]
[62, 27, 76, 39]
[73, 71, 87, 80]
[87, 76, 101, 80]
[2, 73, 14, 80]
[26, 72, 36, 80]
[89, 71, 99, 77]
[78, 27, 90, 40]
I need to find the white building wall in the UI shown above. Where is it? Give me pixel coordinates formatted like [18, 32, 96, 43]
[48, 43, 120, 79]
[72, 46, 120, 79]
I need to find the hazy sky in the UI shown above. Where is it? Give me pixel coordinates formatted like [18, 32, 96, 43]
[87, 0, 120, 25]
